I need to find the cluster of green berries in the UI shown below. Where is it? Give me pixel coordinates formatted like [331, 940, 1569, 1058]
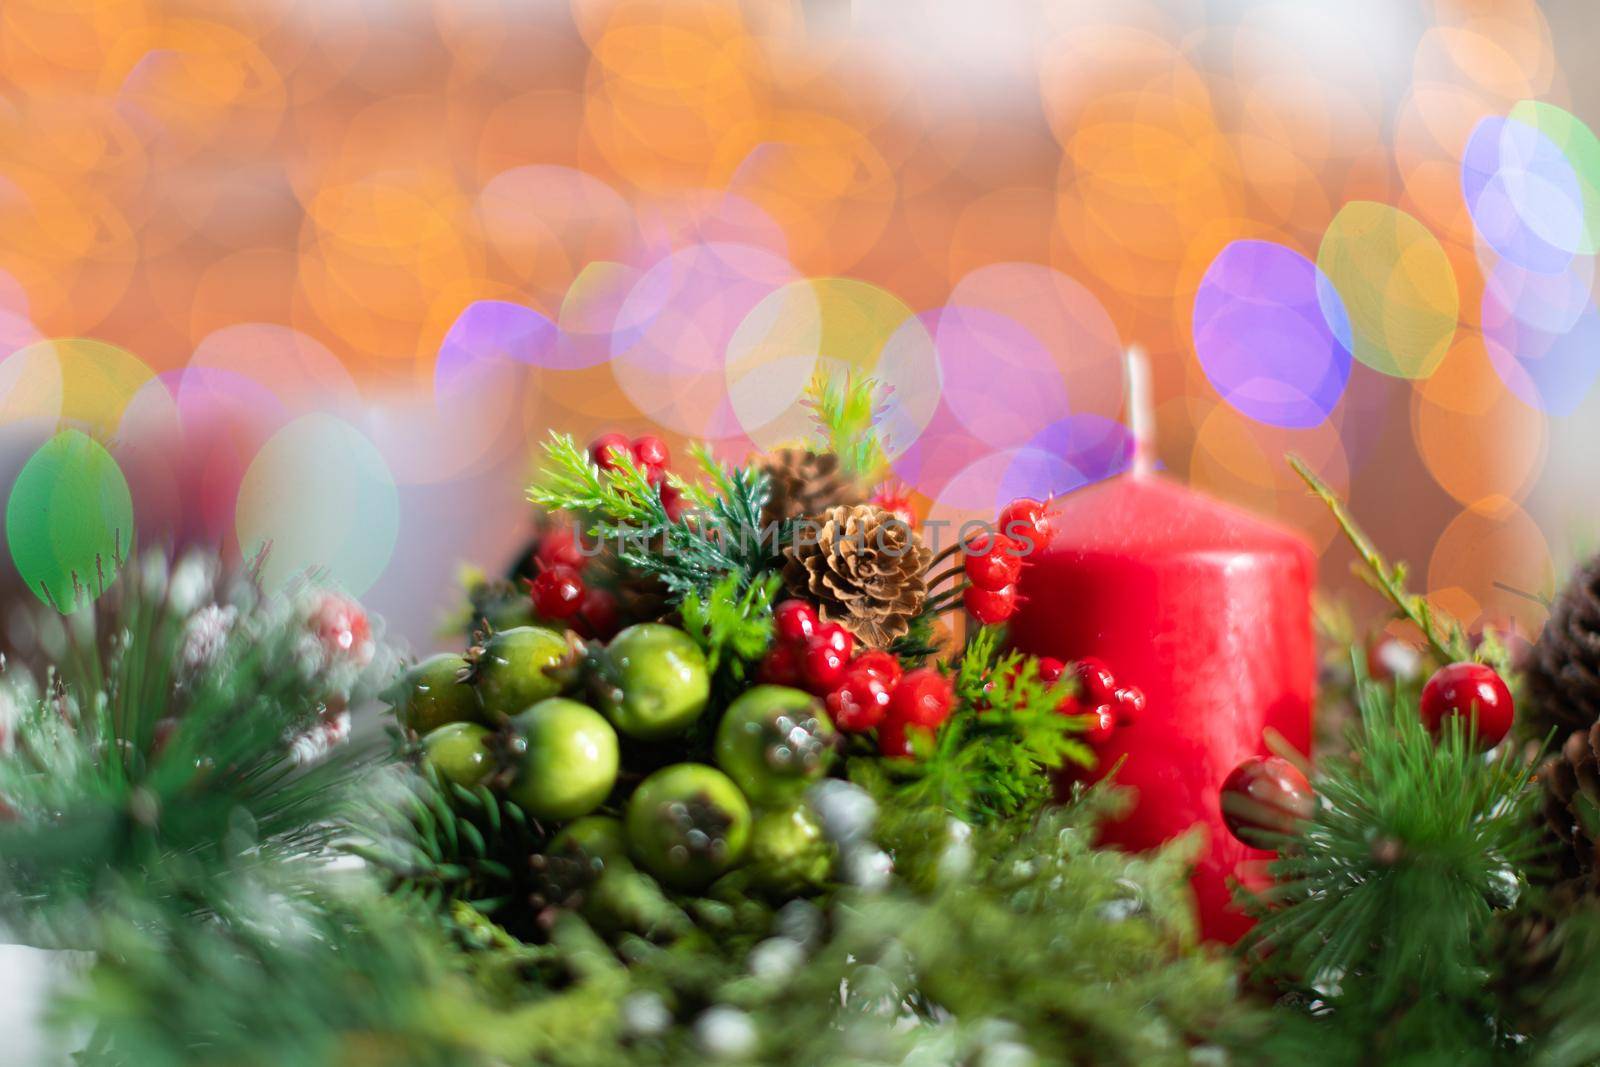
[392, 619, 841, 903]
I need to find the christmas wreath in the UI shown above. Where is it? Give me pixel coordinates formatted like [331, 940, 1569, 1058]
[2, 373, 1600, 1066]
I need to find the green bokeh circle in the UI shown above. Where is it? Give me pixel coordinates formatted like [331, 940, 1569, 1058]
[6, 429, 133, 610]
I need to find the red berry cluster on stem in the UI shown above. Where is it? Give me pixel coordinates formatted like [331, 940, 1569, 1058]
[928, 497, 1057, 629]
[760, 599, 956, 758]
[1039, 655, 1143, 745]
[589, 431, 687, 521]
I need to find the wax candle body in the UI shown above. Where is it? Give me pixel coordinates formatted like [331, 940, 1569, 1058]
[1007, 474, 1315, 943]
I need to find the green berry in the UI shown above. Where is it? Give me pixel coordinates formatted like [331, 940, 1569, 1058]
[507, 698, 619, 821]
[625, 763, 751, 890]
[472, 626, 569, 717]
[596, 624, 710, 740]
[550, 815, 629, 870]
[395, 653, 482, 734]
[421, 722, 494, 788]
[548, 815, 688, 937]
[714, 685, 836, 805]
[747, 805, 832, 893]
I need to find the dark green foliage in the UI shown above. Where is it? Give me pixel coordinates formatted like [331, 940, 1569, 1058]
[352, 765, 549, 933]
[858, 627, 1091, 825]
[528, 434, 781, 602]
[679, 570, 779, 703]
[1244, 670, 1545, 1061]
[59, 875, 494, 1067]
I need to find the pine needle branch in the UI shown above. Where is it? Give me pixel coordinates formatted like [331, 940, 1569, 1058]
[1245, 666, 1543, 1039]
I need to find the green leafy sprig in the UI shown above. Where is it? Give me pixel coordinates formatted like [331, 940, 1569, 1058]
[861, 627, 1090, 824]
[1291, 455, 1487, 668]
[805, 369, 888, 479]
[680, 571, 779, 701]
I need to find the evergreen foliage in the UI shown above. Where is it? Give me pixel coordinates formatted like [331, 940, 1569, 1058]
[859, 627, 1091, 824]
[528, 434, 781, 601]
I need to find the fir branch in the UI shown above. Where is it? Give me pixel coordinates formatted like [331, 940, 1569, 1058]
[679, 571, 779, 681]
[1245, 666, 1544, 1050]
[1290, 454, 1476, 666]
[865, 628, 1090, 824]
[528, 433, 779, 603]
[527, 433, 658, 525]
[805, 369, 888, 479]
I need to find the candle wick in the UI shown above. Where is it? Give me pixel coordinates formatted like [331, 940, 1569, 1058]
[1126, 346, 1156, 478]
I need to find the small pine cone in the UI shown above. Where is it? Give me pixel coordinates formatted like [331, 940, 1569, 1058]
[783, 504, 932, 648]
[1539, 723, 1600, 888]
[1482, 888, 1582, 1029]
[759, 448, 866, 528]
[1526, 554, 1600, 736]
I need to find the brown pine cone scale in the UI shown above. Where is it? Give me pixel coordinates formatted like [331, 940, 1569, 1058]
[1539, 722, 1600, 887]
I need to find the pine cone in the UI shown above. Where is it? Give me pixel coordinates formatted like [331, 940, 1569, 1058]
[782, 504, 931, 648]
[1539, 723, 1600, 888]
[1483, 888, 1583, 1029]
[759, 448, 866, 528]
[1526, 554, 1600, 736]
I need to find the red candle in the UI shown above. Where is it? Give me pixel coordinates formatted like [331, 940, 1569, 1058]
[1007, 353, 1315, 943]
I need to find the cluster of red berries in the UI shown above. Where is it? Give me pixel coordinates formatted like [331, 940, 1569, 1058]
[1034, 655, 1144, 743]
[760, 599, 956, 759]
[524, 433, 683, 638]
[589, 432, 686, 521]
[959, 497, 1053, 626]
[527, 526, 621, 640]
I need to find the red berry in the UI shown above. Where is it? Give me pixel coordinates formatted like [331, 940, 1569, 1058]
[1419, 661, 1515, 748]
[1035, 656, 1066, 683]
[589, 432, 631, 471]
[802, 642, 849, 693]
[1220, 755, 1315, 846]
[813, 623, 855, 660]
[773, 600, 819, 646]
[660, 483, 688, 522]
[530, 565, 586, 619]
[575, 587, 620, 640]
[644, 464, 667, 488]
[870, 481, 916, 527]
[759, 643, 803, 687]
[536, 525, 588, 572]
[880, 668, 955, 758]
[826, 671, 893, 732]
[997, 497, 1052, 550]
[1082, 703, 1118, 743]
[1112, 685, 1145, 727]
[963, 583, 1018, 626]
[851, 650, 902, 686]
[963, 534, 1024, 591]
[1074, 658, 1117, 706]
[310, 594, 372, 664]
[631, 435, 670, 469]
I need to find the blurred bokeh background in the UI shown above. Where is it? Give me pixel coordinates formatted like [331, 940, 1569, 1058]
[0, 0, 1593, 651]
